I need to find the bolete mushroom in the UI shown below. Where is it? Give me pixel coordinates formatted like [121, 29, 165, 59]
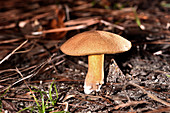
[60, 31, 131, 94]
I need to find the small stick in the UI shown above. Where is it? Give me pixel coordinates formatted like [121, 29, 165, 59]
[0, 38, 22, 44]
[0, 40, 28, 65]
[129, 81, 170, 107]
[32, 19, 99, 35]
[0, 61, 47, 93]
[114, 100, 149, 110]
[100, 20, 125, 30]
[32, 25, 86, 35]
[15, 67, 36, 99]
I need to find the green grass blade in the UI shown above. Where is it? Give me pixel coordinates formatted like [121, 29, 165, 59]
[133, 9, 141, 27]
[49, 81, 54, 106]
[0, 86, 10, 98]
[54, 83, 58, 103]
[166, 74, 170, 77]
[41, 92, 45, 113]
[17, 106, 34, 113]
[0, 99, 2, 112]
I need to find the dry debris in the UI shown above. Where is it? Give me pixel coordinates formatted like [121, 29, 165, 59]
[0, 0, 169, 112]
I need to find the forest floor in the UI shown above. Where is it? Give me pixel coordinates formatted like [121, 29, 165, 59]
[0, 0, 169, 112]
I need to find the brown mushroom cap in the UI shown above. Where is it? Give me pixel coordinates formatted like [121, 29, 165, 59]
[60, 31, 131, 56]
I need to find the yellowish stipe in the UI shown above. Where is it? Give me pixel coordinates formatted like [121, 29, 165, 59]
[84, 54, 104, 94]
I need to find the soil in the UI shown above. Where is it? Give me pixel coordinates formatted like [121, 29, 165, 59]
[0, 0, 169, 113]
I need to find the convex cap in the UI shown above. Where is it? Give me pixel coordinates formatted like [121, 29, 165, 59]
[60, 31, 131, 56]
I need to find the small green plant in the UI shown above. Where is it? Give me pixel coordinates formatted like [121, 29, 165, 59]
[133, 9, 141, 27]
[113, 3, 124, 9]
[0, 86, 10, 98]
[91, 1, 97, 7]
[0, 99, 2, 112]
[18, 81, 67, 113]
[133, 8, 145, 30]
[166, 74, 170, 77]
[161, 1, 170, 8]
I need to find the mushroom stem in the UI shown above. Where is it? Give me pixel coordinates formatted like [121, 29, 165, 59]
[84, 54, 104, 94]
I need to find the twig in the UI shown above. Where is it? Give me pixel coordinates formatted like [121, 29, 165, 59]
[0, 38, 22, 44]
[129, 81, 170, 107]
[71, 3, 93, 11]
[32, 18, 100, 35]
[0, 73, 34, 93]
[0, 40, 28, 65]
[15, 44, 35, 54]
[81, 7, 134, 15]
[0, 77, 18, 82]
[100, 20, 125, 30]
[0, 53, 65, 93]
[4, 97, 41, 102]
[64, 17, 100, 26]
[64, 4, 70, 21]
[49, 54, 66, 64]
[144, 107, 170, 113]
[0, 5, 56, 24]
[0, 65, 37, 80]
[28, 77, 83, 84]
[32, 25, 86, 35]
[15, 67, 42, 107]
[122, 83, 135, 112]
[114, 100, 149, 110]
[0, 60, 47, 93]
[57, 102, 69, 112]
[0, 12, 51, 30]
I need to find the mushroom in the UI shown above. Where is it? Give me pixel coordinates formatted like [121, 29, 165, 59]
[60, 31, 131, 94]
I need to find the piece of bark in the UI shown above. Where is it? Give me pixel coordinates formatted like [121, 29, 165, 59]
[107, 59, 126, 83]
